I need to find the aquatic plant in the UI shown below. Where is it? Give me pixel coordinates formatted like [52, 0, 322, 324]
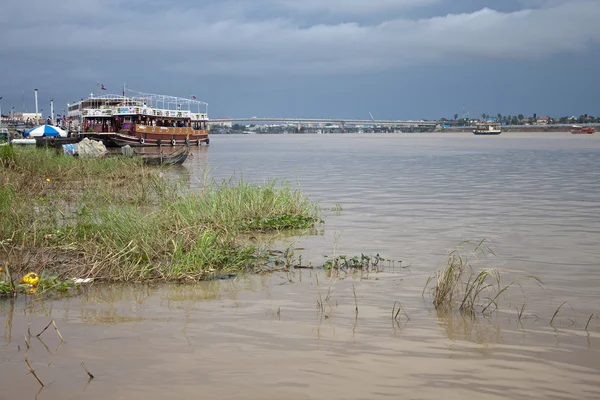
[423, 239, 543, 315]
[323, 253, 385, 271]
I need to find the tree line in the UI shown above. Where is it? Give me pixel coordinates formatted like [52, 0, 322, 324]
[441, 113, 598, 126]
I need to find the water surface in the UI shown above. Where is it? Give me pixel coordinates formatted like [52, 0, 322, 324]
[2, 132, 599, 399]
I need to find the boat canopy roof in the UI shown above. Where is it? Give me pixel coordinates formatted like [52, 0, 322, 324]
[125, 88, 208, 109]
[70, 89, 208, 112]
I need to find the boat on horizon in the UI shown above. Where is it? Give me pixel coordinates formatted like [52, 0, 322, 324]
[67, 89, 210, 147]
[473, 120, 502, 135]
[570, 125, 594, 134]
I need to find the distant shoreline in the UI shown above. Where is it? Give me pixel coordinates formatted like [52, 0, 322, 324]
[444, 124, 600, 133]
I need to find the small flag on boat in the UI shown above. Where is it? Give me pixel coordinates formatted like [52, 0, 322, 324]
[192, 95, 197, 100]
[101, 84, 107, 90]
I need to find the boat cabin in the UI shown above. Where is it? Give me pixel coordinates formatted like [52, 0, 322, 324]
[68, 91, 209, 135]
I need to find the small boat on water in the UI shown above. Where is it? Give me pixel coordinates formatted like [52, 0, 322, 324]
[67, 88, 210, 147]
[473, 121, 502, 135]
[570, 125, 594, 134]
[129, 145, 190, 166]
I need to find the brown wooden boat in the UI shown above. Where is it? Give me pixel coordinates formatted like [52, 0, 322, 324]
[67, 88, 210, 147]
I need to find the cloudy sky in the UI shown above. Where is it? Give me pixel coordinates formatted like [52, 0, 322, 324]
[1, 0, 599, 120]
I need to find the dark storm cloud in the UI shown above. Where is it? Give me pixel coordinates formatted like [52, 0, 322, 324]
[1, 0, 599, 117]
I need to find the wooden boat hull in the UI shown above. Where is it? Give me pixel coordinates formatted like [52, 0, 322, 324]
[81, 129, 209, 148]
[133, 146, 190, 165]
[112, 132, 209, 147]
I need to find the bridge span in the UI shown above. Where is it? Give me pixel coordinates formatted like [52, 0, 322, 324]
[208, 117, 438, 126]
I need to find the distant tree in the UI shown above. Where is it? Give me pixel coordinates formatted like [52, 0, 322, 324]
[232, 124, 244, 131]
[518, 114, 524, 122]
[497, 113, 502, 121]
[482, 113, 487, 120]
[454, 113, 458, 121]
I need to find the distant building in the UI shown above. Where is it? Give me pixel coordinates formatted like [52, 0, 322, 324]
[13, 112, 43, 123]
[536, 116, 550, 125]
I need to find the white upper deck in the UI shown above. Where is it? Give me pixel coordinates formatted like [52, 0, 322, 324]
[68, 89, 208, 121]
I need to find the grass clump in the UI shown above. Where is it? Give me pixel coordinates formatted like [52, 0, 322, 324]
[424, 239, 542, 316]
[1, 147, 321, 284]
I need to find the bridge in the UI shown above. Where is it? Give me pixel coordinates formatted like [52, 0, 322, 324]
[209, 117, 438, 127]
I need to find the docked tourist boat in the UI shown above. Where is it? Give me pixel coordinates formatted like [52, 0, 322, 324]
[570, 125, 594, 134]
[473, 121, 502, 135]
[67, 89, 209, 147]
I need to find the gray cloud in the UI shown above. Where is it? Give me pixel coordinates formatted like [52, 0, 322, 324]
[2, 0, 598, 78]
[1, 0, 599, 119]
[274, 0, 440, 13]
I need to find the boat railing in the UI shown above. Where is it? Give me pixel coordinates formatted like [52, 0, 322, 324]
[82, 107, 208, 120]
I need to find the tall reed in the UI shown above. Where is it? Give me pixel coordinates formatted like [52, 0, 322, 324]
[424, 239, 542, 315]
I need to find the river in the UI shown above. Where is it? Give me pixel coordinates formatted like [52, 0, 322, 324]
[1, 132, 599, 399]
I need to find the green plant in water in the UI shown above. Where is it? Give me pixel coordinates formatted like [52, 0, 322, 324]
[36, 273, 76, 296]
[323, 253, 385, 271]
[243, 214, 322, 231]
[423, 239, 543, 315]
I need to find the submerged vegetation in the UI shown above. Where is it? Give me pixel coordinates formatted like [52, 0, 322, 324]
[1, 146, 321, 284]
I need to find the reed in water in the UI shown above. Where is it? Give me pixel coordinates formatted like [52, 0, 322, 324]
[423, 239, 543, 316]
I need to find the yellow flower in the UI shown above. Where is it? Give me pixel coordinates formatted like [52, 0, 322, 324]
[45, 178, 51, 182]
[20, 272, 40, 287]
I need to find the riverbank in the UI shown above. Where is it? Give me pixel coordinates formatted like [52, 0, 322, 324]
[443, 124, 600, 133]
[0, 146, 321, 287]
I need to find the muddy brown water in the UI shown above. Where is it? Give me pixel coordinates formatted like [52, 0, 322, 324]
[2, 132, 600, 399]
